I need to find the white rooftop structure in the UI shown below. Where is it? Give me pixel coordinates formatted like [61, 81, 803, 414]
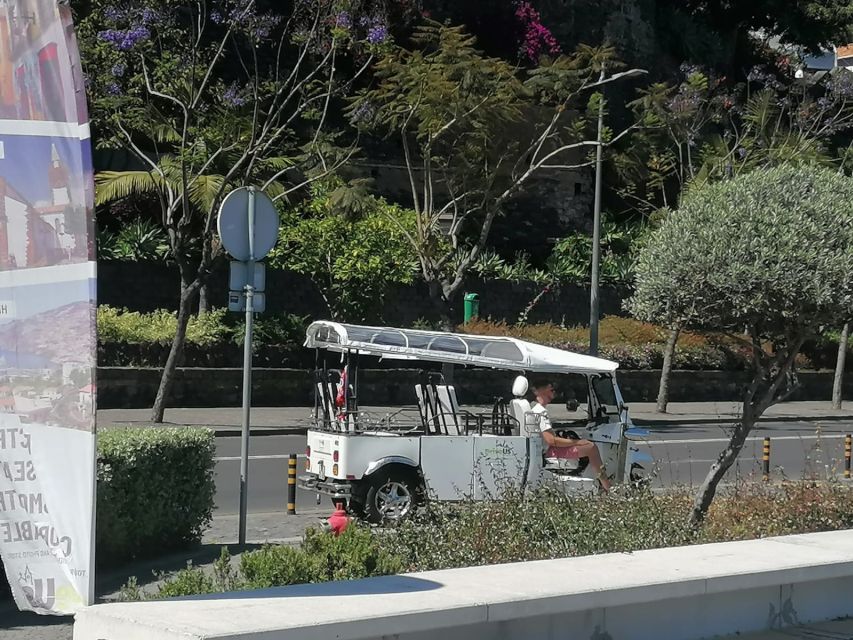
[304, 321, 618, 374]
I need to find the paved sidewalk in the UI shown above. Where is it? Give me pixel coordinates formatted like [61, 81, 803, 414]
[97, 401, 853, 435]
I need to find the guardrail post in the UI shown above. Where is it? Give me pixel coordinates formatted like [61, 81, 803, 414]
[762, 437, 770, 482]
[288, 454, 297, 514]
[845, 434, 851, 480]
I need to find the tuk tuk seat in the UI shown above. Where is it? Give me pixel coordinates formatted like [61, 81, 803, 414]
[415, 383, 462, 436]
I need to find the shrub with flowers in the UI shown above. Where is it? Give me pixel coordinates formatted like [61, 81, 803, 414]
[461, 316, 747, 370]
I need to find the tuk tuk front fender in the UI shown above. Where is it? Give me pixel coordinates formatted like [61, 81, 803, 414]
[364, 456, 418, 478]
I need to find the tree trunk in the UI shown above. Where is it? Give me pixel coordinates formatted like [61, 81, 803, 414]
[689, 416, 754, 527]
[198, 283, 210, 314]
[426, 279, 454, 331]
[151, 276, 198, 422]
[656, 325, 681, 413]
[833, 322, 850, 410]
[689, 337, 804, 527]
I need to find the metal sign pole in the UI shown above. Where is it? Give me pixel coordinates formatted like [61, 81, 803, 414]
[238, 187, 256, 545]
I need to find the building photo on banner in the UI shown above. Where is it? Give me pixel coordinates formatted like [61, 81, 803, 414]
[0, 0, 97, 617]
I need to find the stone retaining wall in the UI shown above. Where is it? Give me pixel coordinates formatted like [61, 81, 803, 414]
[96, 367, 850, 409]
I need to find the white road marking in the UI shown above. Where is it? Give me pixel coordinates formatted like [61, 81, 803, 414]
[666, 458, 758, 464]
[645, 434, 848, 446]
[215, 454, 306, 462]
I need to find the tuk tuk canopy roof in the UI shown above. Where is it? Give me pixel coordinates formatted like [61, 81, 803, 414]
[304, 321, 618, 375]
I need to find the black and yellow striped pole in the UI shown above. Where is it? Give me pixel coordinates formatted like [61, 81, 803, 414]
[845, 434, 851, 480]
[287, 454, 297, 514]
[762, 437, 771, 482]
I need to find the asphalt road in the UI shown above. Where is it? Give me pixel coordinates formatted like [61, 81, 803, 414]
[213, 418, 853, 515]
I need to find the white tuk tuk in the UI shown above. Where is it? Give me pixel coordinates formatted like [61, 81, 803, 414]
[298, 321, 652, 523]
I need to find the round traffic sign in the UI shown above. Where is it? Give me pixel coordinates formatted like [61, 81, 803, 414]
[217, 187, 280, 261]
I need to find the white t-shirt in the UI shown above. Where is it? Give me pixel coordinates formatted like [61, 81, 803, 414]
[530, 403, 553, 434]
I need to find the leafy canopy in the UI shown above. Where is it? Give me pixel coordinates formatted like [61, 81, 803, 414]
[629, 164, 853, 338]
[268, 180, 418, 321]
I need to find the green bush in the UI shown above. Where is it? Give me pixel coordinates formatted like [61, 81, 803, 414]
[239, 544, 316, 588]
[98, 306, 308, 349]
[463, 317, 750, 370]
[386, 481, 853, 572]
[130, 525, 404, 600]
[97, 307, 232, 346]
[97, 427, 215, 564]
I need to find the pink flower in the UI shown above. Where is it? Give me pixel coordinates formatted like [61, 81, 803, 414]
[514, 1, 560, 64]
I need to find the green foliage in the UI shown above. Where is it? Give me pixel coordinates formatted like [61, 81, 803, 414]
[123, 480, 853, 599]
[98, 218, 170, 261]
[387, 480, 853, 571]
[469, 250, 550, 285]
[351, 21, 612, 318]
[97, 307, 232, 346]
[155, 564, 218, 598]
[127, 525, 404, 599]
[675, 0, 853, 52]
[269, 180, 418, 322]
[463, 317, 745, 370]
[238, 544, 316, 589]
[355, 23, 524, 148]
[241, 526, 404, 586]
[231, 314, 312, 348]
[388, 487, 696, 571]
[628, 164, 853, 337]
[615, 66, 853, 217]
[299, 526, 405, 581]
[547, 218, 642, 285]
[97, 427, 216, 563]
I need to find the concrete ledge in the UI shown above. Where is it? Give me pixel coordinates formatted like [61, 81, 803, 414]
[74, 530, 853, 640]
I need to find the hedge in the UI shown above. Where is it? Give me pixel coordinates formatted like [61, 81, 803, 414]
[97, 427, 215, 564]
[96, 307, 850, 371]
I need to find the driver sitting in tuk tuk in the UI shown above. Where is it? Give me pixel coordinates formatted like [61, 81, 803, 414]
[530, 377, 611, 492]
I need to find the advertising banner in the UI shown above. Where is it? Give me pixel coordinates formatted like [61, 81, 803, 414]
[0, 0, 97, 615]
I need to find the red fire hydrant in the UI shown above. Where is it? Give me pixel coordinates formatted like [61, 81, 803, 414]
[328, 502, 350, 536]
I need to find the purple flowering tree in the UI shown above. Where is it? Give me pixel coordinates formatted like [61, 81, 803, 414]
[354, 24, 641, 325]
[617, 63, 853, 413]
[80, 0, 383, 421]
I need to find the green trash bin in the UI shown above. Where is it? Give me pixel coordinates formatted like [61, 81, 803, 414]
[463, 293, 480, 324]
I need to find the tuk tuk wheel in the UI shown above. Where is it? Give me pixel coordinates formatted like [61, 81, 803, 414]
[630, 463, 650, 488]
[365, 468, 419, 524]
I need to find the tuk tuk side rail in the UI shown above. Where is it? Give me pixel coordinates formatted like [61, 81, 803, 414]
[310, 407, 426, 434]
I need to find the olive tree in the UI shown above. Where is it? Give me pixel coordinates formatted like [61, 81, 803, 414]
[628, 164, 853, 526]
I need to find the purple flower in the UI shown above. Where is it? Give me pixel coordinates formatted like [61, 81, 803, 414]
[367, 24, 388, 44]
[103, 6, 124, 21]
[141, 8, 158, 24]
[350, 100, 375, 124]
[111, 63, 126, 77]
[358, 15, 373, 27]
[211, 10, 224, 23]
[99, 26, 149, 51]
[336, 11, 352, 28]
[223, 84, 246, 107]
[366, 24, 387, 44]
[105, 82, 122, 96]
